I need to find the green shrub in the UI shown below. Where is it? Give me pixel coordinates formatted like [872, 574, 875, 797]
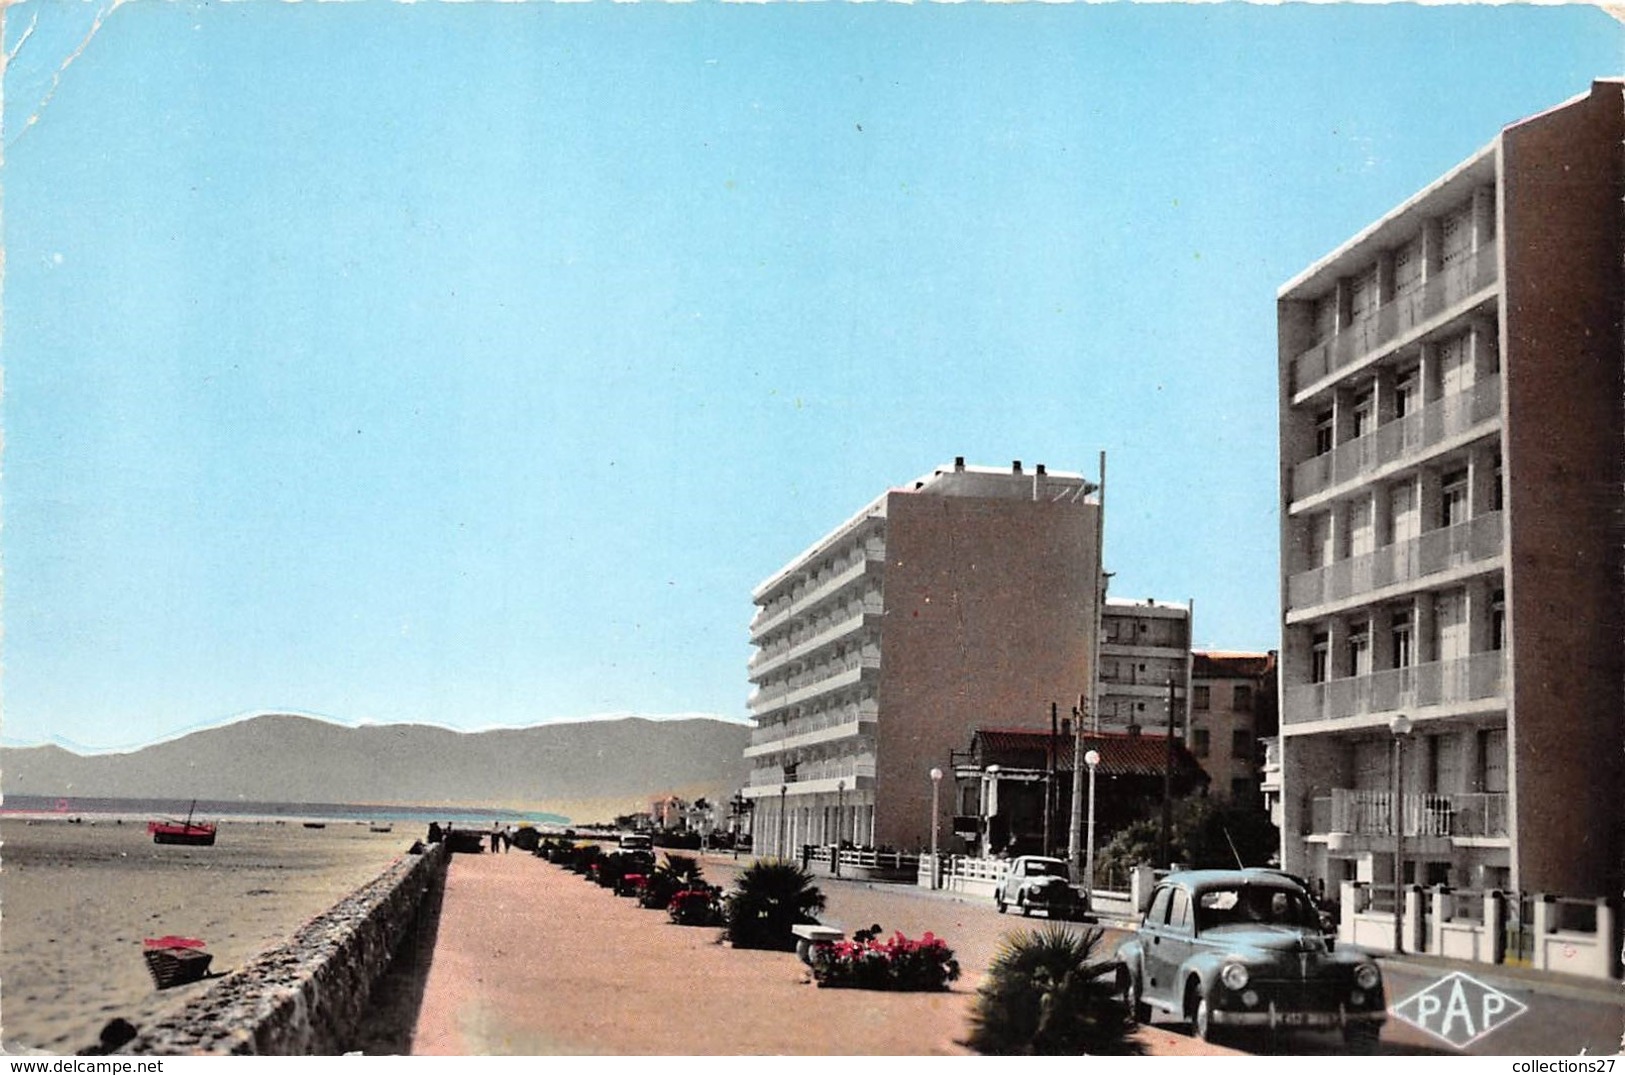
[967, 926, 1140, 1056]
[723, 860, 825, 950]
[639, 853, 706, 910]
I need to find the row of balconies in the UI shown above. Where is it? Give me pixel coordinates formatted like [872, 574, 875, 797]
[1290, 242, 1499, 397]
[1290, 375, 1501, 505]
[748, 652, 882, 717]
[748, 597, 883, 680]
[750, 539, 885, 642]
[1287, 511, 1503, 615]
[747, 758, 878, 790]
[1283, 650, 1504, 725]
[1306, 788, 1508, 839]
[744, 702, 878, 758]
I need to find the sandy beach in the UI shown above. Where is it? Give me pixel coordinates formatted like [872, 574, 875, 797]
[0, 816, 415, 1054]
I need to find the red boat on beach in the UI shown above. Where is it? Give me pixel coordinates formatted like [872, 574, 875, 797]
[149, 801, 216, 846]
[142, 936, 213, 988]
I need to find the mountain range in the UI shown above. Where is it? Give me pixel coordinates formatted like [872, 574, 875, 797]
[0, 713, 752, 824]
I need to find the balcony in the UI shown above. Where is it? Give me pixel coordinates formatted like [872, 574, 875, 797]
[1290, 376, 1501, 504]
[1260, 737, 1282, 794]
[1306, 788, 1507, 839]
[749, 542, 885, 643]
[1290, 242, 1499, 395]
[1287, 511, 1502, 613]
[1284, 651, 1505, 726]
[749, 653, 882, 718]
[744, 759, 878, 796]
[749, 600, 883, 682]
[744, 706, 878, 758]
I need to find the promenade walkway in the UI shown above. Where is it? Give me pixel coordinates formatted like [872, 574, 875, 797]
[403, 851, 975, 1055]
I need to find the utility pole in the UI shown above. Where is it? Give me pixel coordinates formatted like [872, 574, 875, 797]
[1066, 698, 1086, 870]
[1044, 702, 1058, 858]
[1160, 674, 1176, 867]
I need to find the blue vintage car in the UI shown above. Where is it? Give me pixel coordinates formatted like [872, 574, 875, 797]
[1114, 869, 1386, 1048]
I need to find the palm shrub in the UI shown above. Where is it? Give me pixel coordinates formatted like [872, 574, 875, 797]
[639, 853, 706, 910]
[723, 860, 826, 950]
[967, 926, 1141, 1056]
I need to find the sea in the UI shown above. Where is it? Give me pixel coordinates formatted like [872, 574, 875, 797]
[0, 793, 569, 828]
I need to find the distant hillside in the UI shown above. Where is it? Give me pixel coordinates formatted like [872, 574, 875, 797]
[0, 714, 752, 823]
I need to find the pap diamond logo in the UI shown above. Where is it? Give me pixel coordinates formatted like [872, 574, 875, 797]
[1390, 971, 1529, 1049]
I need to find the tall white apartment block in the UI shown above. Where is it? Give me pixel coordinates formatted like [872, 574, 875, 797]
[1275, 81, 1623, 910]
[743, 459, 1102, 857]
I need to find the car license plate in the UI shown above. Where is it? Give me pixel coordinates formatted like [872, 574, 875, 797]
[1280, 1012, 1311, 1026]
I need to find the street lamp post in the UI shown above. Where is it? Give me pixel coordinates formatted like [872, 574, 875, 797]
[779, 783, 789, 861]
[929, 767, 943, 890]
[1390, 714, 1413, 954]
[834, 779, 845, 878]
[1083, 749, 1101, 897]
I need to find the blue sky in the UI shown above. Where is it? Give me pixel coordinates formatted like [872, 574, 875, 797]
[3, 1, 1620, 751]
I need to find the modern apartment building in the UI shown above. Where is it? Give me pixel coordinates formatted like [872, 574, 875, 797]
[1275, 80, 1623, 905]
[743, 459, 1102, 857]
[1189, 651, 1278, 805]
[1096, 599, 1192, 736]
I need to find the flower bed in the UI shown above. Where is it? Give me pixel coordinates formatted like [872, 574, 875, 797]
[809, 927, 961, 992]
[667, 886, 724, 927]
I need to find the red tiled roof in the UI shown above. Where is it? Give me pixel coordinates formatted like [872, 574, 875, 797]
[1192, 650, 1276, 679]
[972, 727, 1207, 779]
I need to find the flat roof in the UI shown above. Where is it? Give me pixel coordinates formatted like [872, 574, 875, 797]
[751, 461, 1095, 602]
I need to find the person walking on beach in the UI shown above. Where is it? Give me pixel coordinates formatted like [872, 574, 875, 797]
[490, 825, 501, 853]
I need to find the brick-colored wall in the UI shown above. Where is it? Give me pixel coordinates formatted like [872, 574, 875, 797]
[1500, 80, 1625, 899]
[873, 491, 1100, 850]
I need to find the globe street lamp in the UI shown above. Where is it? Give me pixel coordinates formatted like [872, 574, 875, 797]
[1389, 714, 1413, 954]
[929, 767, 944, 890]
[834, 779, 846, 878]
[1083, 749, 1102, 897]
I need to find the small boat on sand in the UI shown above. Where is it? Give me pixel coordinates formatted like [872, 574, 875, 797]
[302, 821, 326, 829]
[149, 802, 216, 846]
[142, 936, 213, 989]
[369, 822, 393, 833]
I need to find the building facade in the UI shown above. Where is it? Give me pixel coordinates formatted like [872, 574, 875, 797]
[1275, 81, 1623, 906]
[1189, 651, 1278, 805]
[1096, 599, 1192, 736]
[743, 459, 1102, 856]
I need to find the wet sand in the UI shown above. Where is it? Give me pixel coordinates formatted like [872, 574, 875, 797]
[0, 816, 414, 1054]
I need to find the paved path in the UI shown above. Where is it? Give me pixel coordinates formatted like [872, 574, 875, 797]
[399, 850, 1236, 1056]
[406, 851, 974, 1054]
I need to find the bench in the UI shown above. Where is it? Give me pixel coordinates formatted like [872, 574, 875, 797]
[790, 924, 846, 965]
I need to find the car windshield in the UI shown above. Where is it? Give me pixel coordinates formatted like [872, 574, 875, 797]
[1025, 860, 1067, 877]
[1196, 885, 1319, 930]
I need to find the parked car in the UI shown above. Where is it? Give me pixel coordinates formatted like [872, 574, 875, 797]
[994, 855, 1088, 919]
[1114, 869, 1386, 1048]
[617, 833, 653, 851]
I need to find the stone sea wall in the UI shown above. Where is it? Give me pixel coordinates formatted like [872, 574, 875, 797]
[123, 843, 448, 1055]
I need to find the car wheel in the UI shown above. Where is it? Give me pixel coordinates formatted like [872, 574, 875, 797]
[1123, 966, 1151, 1025]
[1188, 983, 1217, 1043]
[995, 896, 1007, 914]
[1019, 895, 1030, 917]
[1344, 1022, 1381, 1054]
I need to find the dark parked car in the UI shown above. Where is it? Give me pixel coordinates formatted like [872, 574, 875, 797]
[1115, 870, 1386, 1048]
[994, 856, 1088, 919]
